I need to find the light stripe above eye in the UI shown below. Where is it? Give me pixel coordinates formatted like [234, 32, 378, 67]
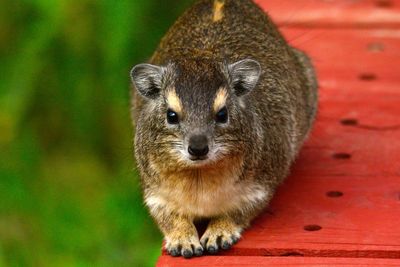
[213, 87, 228, 112]
[166, 89, 183, 114]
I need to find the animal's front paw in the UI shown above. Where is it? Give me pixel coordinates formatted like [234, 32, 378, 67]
[165, 232, 203, 258]
[200, 217, 242, 254]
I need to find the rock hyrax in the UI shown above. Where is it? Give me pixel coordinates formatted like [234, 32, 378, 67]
[130, 0, 318, 258]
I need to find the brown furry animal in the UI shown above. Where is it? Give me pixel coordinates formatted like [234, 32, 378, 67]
[130, 0, 318, 258]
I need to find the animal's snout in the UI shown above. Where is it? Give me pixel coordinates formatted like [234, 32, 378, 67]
[188, 135, 209, 158]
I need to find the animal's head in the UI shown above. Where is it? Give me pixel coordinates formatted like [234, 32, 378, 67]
[131, 58, 261, 168]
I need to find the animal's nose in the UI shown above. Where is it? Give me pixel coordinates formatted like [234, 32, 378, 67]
[188, 135, 209, 157]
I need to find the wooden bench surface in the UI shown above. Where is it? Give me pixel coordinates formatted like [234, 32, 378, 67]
[158, 256, 400, 266]
[157, 0, 400, 265]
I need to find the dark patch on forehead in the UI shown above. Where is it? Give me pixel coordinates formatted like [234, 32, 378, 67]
[173, 58, 227, 112]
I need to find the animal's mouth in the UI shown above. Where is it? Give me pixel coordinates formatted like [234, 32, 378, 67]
[186, 154, 218, 168]
[189, 155, 208, 162]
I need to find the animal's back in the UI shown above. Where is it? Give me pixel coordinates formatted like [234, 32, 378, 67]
[151, 0, 288, 64]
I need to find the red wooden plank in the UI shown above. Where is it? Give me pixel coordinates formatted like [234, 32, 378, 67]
[295, 89, 400, 177]
[221, 175, 400, 258]
[255, 0, 400, 28]
[157, 256, 400, 267]
[275, 29, 400, 177]
[280, 28, 400, 85]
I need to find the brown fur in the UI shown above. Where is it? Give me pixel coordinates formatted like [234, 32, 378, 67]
[130, 0, 318, 258]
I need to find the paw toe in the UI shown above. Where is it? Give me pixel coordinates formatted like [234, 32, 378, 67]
[168, 247, 181, 257]
[194, 246, 204, 256]
[231, 235, 240, 244]
[221, 240, 232, 250]
[182, 248, 193, 259]
[200, 227, 241, 253]
[207, 245, 218, 254]
[166, 235, 203, 258]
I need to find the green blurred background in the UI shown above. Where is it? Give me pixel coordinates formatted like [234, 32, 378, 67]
[0, 0, 191, 266]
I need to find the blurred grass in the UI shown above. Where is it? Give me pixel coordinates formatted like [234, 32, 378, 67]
[0, 0, 192, 266]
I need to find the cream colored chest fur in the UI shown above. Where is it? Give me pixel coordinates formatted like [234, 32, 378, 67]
[145, 165, 269, 218]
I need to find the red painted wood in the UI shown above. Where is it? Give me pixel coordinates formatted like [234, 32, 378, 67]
[255, 0, 400, 28]
[157, 0, 400, 266]
[294, 88, 400, 177]
[157, 256, 400, 267]
[220, 175, 400, 258]
[281, 28, 400, 85]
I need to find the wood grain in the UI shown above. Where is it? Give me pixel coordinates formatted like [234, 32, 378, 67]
[157, 256, 400, 266]
[255, 0, 400, 28]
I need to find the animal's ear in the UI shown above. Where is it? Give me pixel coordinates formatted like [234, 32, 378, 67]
[228, 59, 261, 97]
[130, 63, 165, 99]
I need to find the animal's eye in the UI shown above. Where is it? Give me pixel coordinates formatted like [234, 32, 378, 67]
[167, 109, 179, 124]
[216, 107, 228, 124]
